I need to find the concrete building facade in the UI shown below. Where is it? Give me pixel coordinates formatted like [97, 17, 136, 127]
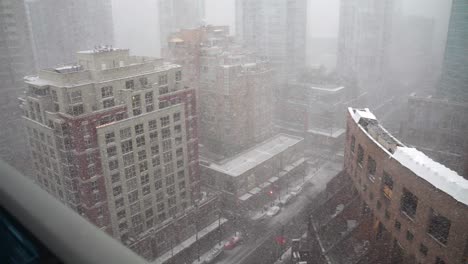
[337, 0, 393, 104]
[0, 0, 36, 172]
[20, 47, 224, 261]
[438, 0, 468, 102]
[159, 0, 205, 49]
[235, 0, 307, 79]
[26, 0, 114, 69]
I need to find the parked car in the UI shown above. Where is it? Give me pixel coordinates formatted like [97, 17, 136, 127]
[224, 233, 243, 250]
[204, 246, 223, 263]
[278, 194, 293, 206]
[266, 206, 281, 217]
[290, 185, 303, 196]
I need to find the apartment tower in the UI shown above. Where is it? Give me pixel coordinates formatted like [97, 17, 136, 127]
[20, 47, 206, 260]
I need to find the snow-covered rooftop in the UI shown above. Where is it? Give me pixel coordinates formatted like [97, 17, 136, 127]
[348, 107, 468, 206]
[207, 134, 303, 177]
[350, 108, 376, 123]
[393, 147, 468, 205]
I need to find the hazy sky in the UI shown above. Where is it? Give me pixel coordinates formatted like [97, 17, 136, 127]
[112, 0, 451, 59]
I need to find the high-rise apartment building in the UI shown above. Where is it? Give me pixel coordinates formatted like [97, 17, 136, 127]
[26, 0, 114, 69]
[159, 0, 205, 49]
[165, 26, 274, 157]
[19, 47, 222, 261]
[337, 0, 393, 102]
[199, 50, 273, 157]
[438, 0, 468, 102]
[235, 0, 307, 79]
[0, 0, 36, 171]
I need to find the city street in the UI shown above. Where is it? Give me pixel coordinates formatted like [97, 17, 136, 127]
[215, 158, 342, 264]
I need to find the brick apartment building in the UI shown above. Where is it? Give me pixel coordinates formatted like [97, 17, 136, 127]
[296, 108, 468, 264]
[20, 47, 223, 262]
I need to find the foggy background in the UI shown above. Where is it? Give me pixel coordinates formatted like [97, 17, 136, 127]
[112, 0, 451, 70]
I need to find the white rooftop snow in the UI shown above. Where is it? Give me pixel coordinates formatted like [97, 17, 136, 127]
[207, 134, 303, 177]
[349, 108, 376, 123]
[393, 147, 468, 205]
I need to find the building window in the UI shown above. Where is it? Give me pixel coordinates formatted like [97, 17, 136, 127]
[141, 174, 149, 185]
[350, 136, 355, 153]
[154, 169, 162, 179]
[394, 220, 401, 230]
[357, 144, 364, 166]
[419, 244, 428, 256]
[176, 148, 183, 158]
[126, 178, 138, 191]
[428, 210, 451, 245]
[178, 181, 185, 190]
[168, 196, 176, 206]
[109, 160, 119, 171]
[166, 175, 174, 186]
[159, 100, 169, 109]
[175, 71, 182, 81]
[367, 156, 376, 182]
[139, 77, 148, 87]
[150, 131, 158, 142]
[142, 185, 150, 195]
[120, 127, 131, 139]
[130, 202, 141, 215]
[111, 173, 120, 184]
[101, 86, 113, 98]
[159, 74, 168, 86]
[382, 172, 393, 199]
[177, 160, 184, 169]
[155, 180, 162, 191]
[123, 153, 135, 167]
[126, 80, 134, 89]
[406, 230, 414, 241]
[157, 203, 165, 212]
[145, 208, 153, 219]
[128, 191, 138, 203]
[104, 132, 115, 144]
[151, 145, 160, 156]
[149, 120, 157, 131]
[124, 166, 136, 179]
[121, 140, 133, 154]
[137, 150, 147, 161]
[400, 188, 418, 219]
[70, 90, 82, 104]
[136, 136, 145, 147]
[162, 140, 172, 152]
[177, 170, 185, 179]
[159, 86, 169, 95]
[134, 124, 144, 135]
[162, 128, 171, 139]
[117, 210, 126, 220]
[161, 116, 170, 127]
[173, 112, 181, 122]
[139, 161, 148, 172]
[132, 95, 141, 109]
[152, 157, 161, 167]
[103, 98, 115, 108]
[163, 152, 172, 163]
[174, 125, 181, 134]
[113, 185, 122, 197]
[107, 146, 117, 157]
[115, 197, 124, 209]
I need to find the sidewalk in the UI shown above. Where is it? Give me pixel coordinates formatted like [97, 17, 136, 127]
[153, 218, 228, 264]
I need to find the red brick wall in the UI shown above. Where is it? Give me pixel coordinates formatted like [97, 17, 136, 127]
[344, 109, 468, 263]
